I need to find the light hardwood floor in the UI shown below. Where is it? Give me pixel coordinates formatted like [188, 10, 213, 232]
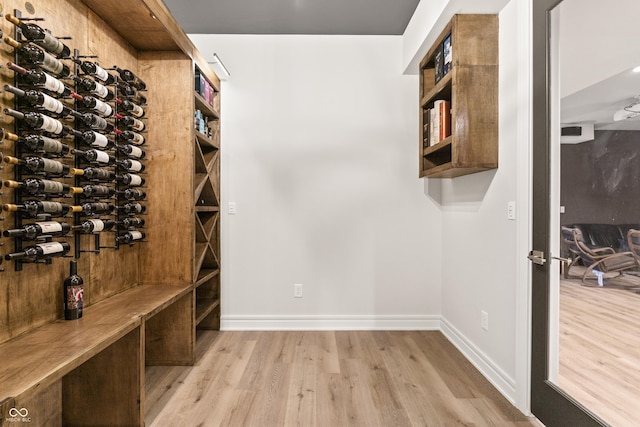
[558, 276, 640, 427]
[146, 330, 536, 426]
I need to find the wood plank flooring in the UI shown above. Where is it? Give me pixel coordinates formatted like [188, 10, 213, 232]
[145, 330, 536, 426]
[558, 276, 640, 427]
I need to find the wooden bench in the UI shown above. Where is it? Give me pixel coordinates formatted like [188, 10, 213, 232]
[0, 284, 193, 426]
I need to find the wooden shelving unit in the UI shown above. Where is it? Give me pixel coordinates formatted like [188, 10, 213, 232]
[193, 69, 221, 330]
[419, 14, 498, 178]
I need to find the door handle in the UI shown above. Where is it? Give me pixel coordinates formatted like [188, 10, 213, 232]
[551, 256, 571, 265]
[527, 250, 547, 265]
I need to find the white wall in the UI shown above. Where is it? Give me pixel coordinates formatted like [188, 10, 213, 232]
[189, 34, 442, 329]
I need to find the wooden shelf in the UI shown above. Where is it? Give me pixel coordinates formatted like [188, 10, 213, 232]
[419, 14, 498, 179]
[195, 299, 220, 326]
[196, 130, 219, 149]
[196, 268, 220, 286]
[195, 205, 220, 212]
[195, 92, 220, 119]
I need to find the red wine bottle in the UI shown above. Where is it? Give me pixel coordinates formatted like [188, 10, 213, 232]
[3, 221, 71, 239]
[17, 133, 71, 156]
[117, 230, 145, 244]
[115, 129, 145, 145]
[3, 36, 70, 77]
[5, 241, 71, 261]
[114, 66, 146, 90]
[64, 260, 84, 320]
[4, 178, 73, 195]
[4, 108, 71, 136]
[4, 84, 73, 117]
[118, 202, 146, 214]
[75, 184, 115, 198]
[72, 148, 115, 165]
[116, 99, 145, 118]
[6, 62, 71, 96]
[117, 173, 145, 187]
[80, 202, 114, 215]
[74, 76, 116, 101]
[5, 14, 71, 57]
[3, 154, 72, 176]
[72, 167, 115, 181]
[74, 218, 116, 233]
[118, 188, 146, 201]
[115, 113, 145, 132]
[3, 201, 82, 217]
[71, 111, 115, 132]
[71, 92, 114, 117]
[117, 159, 144, 172]
[117, 144, 145, 159]
[74, 59, 116, 84]
[71, 129, 112, 149]
[119, 217, 145, 228]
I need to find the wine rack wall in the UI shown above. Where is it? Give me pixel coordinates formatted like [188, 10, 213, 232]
[0, 10, 150, 272]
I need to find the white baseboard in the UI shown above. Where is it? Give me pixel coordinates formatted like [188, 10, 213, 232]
[440, 317, 517, 405]
[221, 314, 441, 331]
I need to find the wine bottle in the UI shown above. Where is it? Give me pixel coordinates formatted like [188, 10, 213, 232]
[75, 184, 114, 198]
[71, 110, 115, 132]
[71, 129, 112, 149]
[4, 178, 72, 195]
[113, 66, 146, 91]
[5, 241, 71, 261]
[3, 155, 72, 176]
[74, 59, 116, 84]
[3, 36, 70, 77]
[74, 76, 116, 101]
[6, 62, 71, 96]
[4, 108, 70, 135]
[117, 230, 145, 244]
[118, 188, 146, 201]
[5, 14, 71, 57]
[4, 84, 73, 117]
[72, 148, 114, 165]
[117, 159, 144, 172]
[3, 221, 71, 239]
[116, 83, 147, 105]
[17, 133, 71, 156]
[118, 202, 145, 214]
[74, 218, 116, 233]
[116, 173, 145, 187]
[116, 99, 145, 118]
[115, 113, 145, 132]
[71, 93, 114, 117]
[3, 201, 81, 217]
[117, 144, 145, 159]
[115, 129, 145, 145]
[72, 167, 115, 181]
[119, 217, 145, 228]
[63, 260, 84, 320]
[80, 202, 114, 215]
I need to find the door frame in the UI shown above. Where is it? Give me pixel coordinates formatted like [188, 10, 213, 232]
[530, 0, 607, 425]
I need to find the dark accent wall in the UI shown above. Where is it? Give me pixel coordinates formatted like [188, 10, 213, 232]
[561, 130, 640, 225]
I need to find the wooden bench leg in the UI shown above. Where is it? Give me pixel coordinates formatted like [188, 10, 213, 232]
[145, 291, 195, 366]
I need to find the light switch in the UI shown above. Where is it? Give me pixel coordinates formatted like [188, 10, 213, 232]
[228, 202, 236, 215]
[507, 201, 516, 220]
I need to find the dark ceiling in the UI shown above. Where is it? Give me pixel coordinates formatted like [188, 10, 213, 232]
[161, 0, 421, 35]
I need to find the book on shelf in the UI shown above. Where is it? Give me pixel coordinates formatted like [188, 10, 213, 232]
[443, 33, 452, 76]
[422, 108, 430, 148]
[434, 42, 444, 83]
[430, 100, 451, 144]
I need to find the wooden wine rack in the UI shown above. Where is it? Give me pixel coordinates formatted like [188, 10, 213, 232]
[0, 0, 222, 424]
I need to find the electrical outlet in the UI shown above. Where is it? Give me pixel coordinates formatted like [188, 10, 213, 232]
[294, 283, 303, 298]
[481, 311, 489, 331]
